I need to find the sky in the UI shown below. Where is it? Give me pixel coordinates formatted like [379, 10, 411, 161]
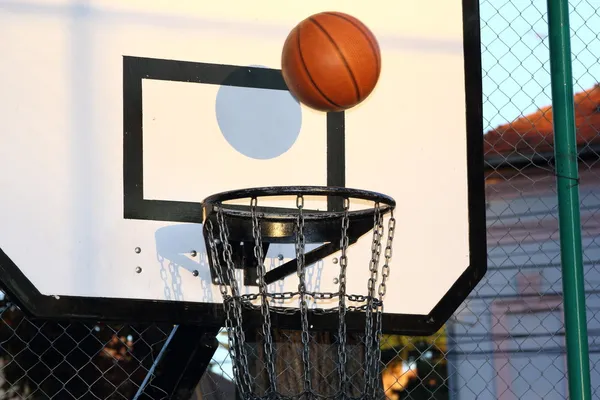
[480, 0, 600, 131]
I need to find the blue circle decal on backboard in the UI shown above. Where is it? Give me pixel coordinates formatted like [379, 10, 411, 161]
[215, 65, 302, 160]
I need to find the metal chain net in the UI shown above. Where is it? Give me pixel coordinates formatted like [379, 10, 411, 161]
[204, 196, 395, 399]
[0, 1, 599, 399]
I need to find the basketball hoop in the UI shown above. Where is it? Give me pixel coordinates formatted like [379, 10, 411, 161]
[202, 186, 396, 399]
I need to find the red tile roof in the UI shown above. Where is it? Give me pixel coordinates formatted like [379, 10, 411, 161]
[484, 84, 600, 159]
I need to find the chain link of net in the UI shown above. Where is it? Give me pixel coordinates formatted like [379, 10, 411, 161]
[205, 195, 396, 400]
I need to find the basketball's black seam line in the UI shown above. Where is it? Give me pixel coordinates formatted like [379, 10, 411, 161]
[308, 17, 361, 103]
[323, 12, 380, 75]
[296, 25, 342, 109]
[323, 12, 380, 74]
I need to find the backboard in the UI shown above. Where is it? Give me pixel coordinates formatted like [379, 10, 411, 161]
[0, 0, 486, 335]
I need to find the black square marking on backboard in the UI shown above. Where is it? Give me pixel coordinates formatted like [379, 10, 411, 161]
[122, 56, 346, 224]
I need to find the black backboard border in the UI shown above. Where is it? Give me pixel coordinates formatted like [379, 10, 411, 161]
[0, 0, 486, 335]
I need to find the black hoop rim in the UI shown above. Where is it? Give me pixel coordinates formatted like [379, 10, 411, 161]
[201, 186, 396, 222]
[203, 186, 396, 206]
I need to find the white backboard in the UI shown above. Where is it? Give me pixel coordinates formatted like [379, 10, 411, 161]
[0, 0, 486, 334]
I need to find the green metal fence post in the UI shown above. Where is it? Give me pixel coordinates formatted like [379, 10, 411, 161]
[546, 0, 592, 399]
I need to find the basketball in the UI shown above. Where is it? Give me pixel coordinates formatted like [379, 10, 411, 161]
[281, 11, 381, 112]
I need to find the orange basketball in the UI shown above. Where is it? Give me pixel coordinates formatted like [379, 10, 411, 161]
[281, 11, 381, 112]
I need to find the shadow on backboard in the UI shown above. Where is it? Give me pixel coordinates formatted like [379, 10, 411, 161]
[154, 223, 325, 307]
[154, 224, 212, 302]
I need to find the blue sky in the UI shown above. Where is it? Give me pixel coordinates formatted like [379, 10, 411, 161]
[480, 0, 599, 131]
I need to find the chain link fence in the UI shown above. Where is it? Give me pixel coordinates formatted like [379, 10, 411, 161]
[0, 0, 599, 399]
[0, 294, 171, 399]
